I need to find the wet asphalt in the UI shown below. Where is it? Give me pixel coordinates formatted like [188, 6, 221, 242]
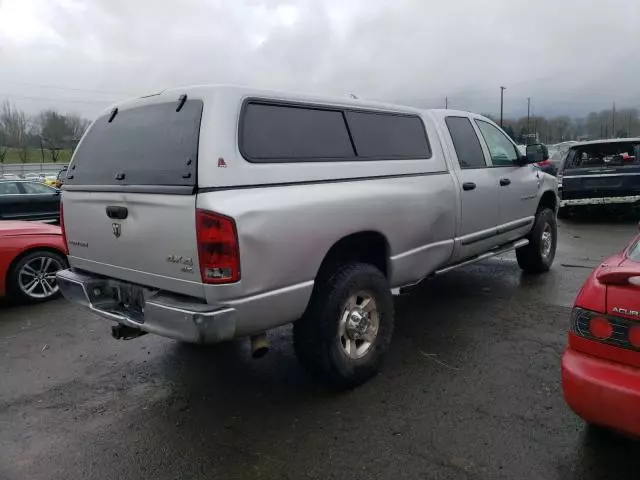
[2, 213, 640, 480]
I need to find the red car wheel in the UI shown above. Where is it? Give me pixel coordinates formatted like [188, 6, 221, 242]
[7, 250, 68, 303]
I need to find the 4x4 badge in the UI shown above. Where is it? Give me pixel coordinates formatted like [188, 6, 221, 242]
[112, 223, 121, 238]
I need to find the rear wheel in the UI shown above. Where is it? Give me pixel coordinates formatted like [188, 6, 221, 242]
[516, 208, 557, 273]
[293, 263, 394, 389]
[7, 250, 67, 303]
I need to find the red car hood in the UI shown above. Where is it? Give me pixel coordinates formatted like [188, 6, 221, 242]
[0, 221, 61, 236]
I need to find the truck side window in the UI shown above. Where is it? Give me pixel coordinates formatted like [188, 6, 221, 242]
[345, 111, 431, 159]
[445, 116, 487, 168]
[241, 103, 355, 161]
[475, 120, 519, 167]
[240, 101, 431, 162]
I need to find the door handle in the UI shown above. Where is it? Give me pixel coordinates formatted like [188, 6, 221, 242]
[106, 206, 128, 219]
[499, 178, 511, 186]
[462, 182, 476, 191]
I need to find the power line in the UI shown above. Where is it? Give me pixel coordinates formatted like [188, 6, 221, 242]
[2, 81, 134, 96]
[0, 92, 114, 105]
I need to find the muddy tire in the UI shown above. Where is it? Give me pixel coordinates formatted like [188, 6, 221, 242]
[516, 208, 557, 274]
[293, 263, 394, 389]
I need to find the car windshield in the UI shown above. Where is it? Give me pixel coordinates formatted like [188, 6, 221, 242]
[627, 238, 640, 262]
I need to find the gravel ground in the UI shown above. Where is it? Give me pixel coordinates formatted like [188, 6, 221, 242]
[2, 215, 640, 480]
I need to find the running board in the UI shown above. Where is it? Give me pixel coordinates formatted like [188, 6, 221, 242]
[434, 239, 529, 276]
[395, 238, 529, 295]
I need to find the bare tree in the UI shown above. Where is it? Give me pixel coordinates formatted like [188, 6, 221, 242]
[0, 101, 28, 148]
[38, 110, 70, 162]
[0, 129, 7, 164]
[65, 113, 90, 151]
[17, 128, 29, 163]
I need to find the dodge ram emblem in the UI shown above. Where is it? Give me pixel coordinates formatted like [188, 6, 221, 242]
[112, 223, 121, 238]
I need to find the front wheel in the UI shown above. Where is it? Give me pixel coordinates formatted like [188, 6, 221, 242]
[516, 208, 557, 274]
[293, 263, 394, 389]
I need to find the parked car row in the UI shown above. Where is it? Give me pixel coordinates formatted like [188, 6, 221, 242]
[0, 180, 61, 222]
[1, 166, 68, 189]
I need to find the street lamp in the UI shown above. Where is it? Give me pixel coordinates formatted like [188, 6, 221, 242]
[500, 86, 506, 128]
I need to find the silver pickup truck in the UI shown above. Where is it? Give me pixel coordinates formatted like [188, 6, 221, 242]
[57, 85, 558, 388]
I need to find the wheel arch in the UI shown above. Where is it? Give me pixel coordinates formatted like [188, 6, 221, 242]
[315, 231, 391, 283]
[538, 190, 558, 213]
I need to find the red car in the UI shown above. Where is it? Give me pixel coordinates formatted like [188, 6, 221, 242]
[562, 231, 640, 436]
[0, 221, 67, 303]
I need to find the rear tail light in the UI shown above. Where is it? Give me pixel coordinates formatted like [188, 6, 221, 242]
[629, 326, 640, 348]
[60, 201, 68, 253]
[588, 316, 613, 339]
[536, 159, 552, 167]
[571, 307, 640, 350]
[196, 209, 240, 284]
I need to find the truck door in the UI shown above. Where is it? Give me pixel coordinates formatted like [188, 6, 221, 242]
[444, 116, 501, 261]
[474, 119, 538, 243]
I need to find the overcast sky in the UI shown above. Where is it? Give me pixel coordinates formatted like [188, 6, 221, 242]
[0, 0, 638, 120]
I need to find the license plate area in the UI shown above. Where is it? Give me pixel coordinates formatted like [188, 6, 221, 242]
[109, 282, 148, 323]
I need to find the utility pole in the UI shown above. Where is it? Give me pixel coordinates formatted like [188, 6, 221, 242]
[526, 97, 531, 138]
[612, 102, 616, 137]
[500, 86, 506, 127]
[445, 97, 448, 109]
[628, 112, 632, 137]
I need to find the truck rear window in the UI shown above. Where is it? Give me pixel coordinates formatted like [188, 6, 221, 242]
[66, 99, 203, 186]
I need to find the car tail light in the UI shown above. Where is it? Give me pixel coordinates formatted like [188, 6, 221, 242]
[60, 202, 68, 253]
[571, 307, 640, 351]
[196, 209, 240, 284]
[629, 326, 640, 348]
[588, 317, 613, 339]
[536, 159, 552, 167]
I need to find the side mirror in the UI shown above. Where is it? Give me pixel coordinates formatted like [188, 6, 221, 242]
[525, 143, 549, 164]
[54, 189, 61, 196]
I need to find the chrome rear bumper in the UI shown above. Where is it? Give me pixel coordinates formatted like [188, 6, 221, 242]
[56, 269, 236, 343]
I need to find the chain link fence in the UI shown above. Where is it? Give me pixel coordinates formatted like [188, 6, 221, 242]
[0, 163, 68, 177]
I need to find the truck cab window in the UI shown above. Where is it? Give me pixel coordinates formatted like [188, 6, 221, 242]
[475, 120, 519, 166]
[445, 116, 487, 168]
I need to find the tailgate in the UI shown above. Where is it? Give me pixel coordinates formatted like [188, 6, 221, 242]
[562, 166, 640, 200]
[62, 94, 205, 298]
[64, 191, 203, 298]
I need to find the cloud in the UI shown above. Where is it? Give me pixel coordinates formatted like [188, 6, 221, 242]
[0, 0, 638, 118]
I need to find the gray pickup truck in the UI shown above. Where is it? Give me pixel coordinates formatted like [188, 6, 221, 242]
[57, 86, 558, 388]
